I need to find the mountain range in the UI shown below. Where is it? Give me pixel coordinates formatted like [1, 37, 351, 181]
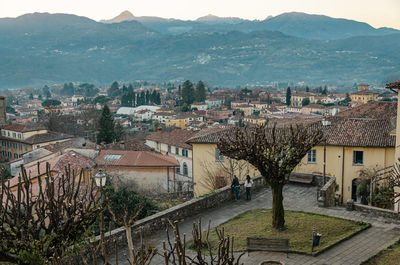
[0, 11, 399, 88]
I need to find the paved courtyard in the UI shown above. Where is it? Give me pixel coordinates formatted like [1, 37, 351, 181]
[108, 184, 400, 265]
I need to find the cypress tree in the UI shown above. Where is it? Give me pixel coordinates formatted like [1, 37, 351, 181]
[286, 87, 291, 106]
[97, 105, 115, 144]
[195, 80, 206, 102]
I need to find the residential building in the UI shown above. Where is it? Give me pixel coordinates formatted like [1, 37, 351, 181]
[358, 84, 370, 91]
[301, 104, 326, 115]
[0, 124, 72, 161]
[165, 116, 189, 129]
[187, 128, 258, 196]
[95, 150, 180, 194]
[295, 118, 395, 203]
[191, 103, 208, 111]
[205, 99, 223, 109]
[145, 129, 196, 183]
[291, 92, 316, 107]
[152, 112, 175, 124]
[243, 115, 267, 126]
[206, 109, 233, 120]
[350, 90, 379, 104]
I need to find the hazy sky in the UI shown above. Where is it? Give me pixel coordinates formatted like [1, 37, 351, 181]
[1, 0, 399, 29]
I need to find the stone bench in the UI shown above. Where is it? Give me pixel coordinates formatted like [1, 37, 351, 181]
[247, 237, 289, 257]
[289, 173, 313, 184]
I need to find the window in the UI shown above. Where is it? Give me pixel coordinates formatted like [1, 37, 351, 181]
[12, 132, 16, 138]
[353, 151, 364, 165]
[176, 166, 180, 174]
[183, 163, 188, 176]
[18, 133, 22, 139]
[307, 150, 316, 163]
[182, 149, 185, 156]
[168, 145, 171, 153]
[215, 148, 224, 162]
[175, 147, 179, 155]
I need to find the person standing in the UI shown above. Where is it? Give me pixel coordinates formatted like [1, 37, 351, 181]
[231, 175, 240, 200]
[245, 175, 254, 200]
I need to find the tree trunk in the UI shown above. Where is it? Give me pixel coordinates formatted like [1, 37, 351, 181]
[271, 183, 285, 230]
[125, 225, 135, 264]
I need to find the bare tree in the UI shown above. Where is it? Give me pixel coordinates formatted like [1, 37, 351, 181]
[0, 163, 102, 264]
[161, 219, 244, 265]
[218, 123, 323, 230]
[199, 150, 255, 191]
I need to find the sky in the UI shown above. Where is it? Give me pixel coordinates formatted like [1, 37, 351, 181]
[0, 0, 399, 29]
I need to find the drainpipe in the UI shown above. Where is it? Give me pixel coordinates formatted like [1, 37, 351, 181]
[341, 146, 345, 204]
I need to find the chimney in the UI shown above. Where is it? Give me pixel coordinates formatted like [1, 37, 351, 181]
[119, 141, 125, 150]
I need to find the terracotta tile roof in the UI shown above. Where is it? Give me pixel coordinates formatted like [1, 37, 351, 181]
[146, 129, 197, 149]
[95, 150, 179, 167]
[102, 140, 154, 151]
[303, 104, 325, 109]
[186, 127, 231, 144]
[324, 118, 395, 147]
[2, 123, 46, 132]
[351, 90, 379, 95]
[11, 151, 95, 187]
[24, 131, 73, 145]
[336, 101, 396, 120]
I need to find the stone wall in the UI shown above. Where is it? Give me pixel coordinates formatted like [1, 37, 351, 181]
[97, 175, 266, 248]
[353, 203, 400, 220]
[317, 175, 336, 207]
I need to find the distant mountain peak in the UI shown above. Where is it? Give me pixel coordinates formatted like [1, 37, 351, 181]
[100, 10, 135, 23]
[196, 14, 221, 21]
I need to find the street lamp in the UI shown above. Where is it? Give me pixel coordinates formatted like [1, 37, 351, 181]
[95, 168, 107, 188]
[94, 168, 107, 264]
[322, 118, 331, 186]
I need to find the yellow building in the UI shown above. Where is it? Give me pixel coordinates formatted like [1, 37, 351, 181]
[295, 118, 395, 203]
[165, 116, 189, 129]
[350, 90, 379, 104]
[243, 116, 267, 126]
[238, 105, 254, 116]
[187, 128, 258, 196]
[188, 118, 395, 202]
[291, 92, 316, 107]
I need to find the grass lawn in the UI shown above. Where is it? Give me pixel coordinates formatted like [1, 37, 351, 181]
[193, 209, 369, 253]
[363, 241, 400, 265]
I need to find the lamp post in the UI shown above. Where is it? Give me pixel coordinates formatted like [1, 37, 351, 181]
[94, 168, 107, 264]
[322, 118, 331, 186]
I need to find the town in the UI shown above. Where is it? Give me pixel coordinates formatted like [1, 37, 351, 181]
[1, 79, 400, 264]
[1, 1, 400, 264]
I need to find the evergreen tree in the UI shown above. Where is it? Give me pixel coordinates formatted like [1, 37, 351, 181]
[62, 83, 75, 96]
[286, 87, 291, 106]
[42, 85, 51, 98]
[155, 92, 161, 105]
[302, 97, 310, 106]
[150, 90, 157, 104]
[114, 122, 125, 142]
[182, 80, 195, 105]
[38, 94, 43, 100]
[195, 80, 206, 102]
[128, 84, 134, 92]
[29, 93, 34, 100]
[145, 90, 150, 105]
[122, 84, 128, 93]
[97, 105, 115, 144]
[108, 81, 120, 98]
[322, 85, 328, 95]
[305, 86, 310, 92]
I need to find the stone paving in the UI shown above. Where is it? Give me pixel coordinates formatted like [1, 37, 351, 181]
[108, 184, 400, 265]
